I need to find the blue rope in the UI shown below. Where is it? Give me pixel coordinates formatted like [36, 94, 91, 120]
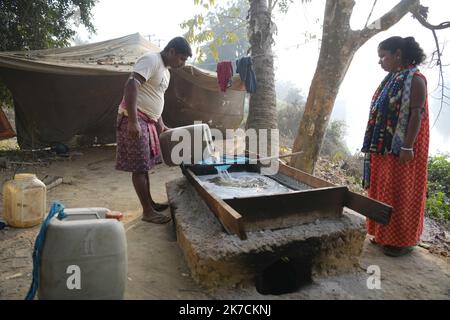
[25, 201, 65, 300]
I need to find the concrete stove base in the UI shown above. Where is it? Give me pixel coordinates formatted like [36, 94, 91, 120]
[167, 178, 366, 292]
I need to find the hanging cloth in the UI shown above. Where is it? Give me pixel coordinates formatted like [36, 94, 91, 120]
[216, 61, 234, 92]
[236, 57, 257, 93]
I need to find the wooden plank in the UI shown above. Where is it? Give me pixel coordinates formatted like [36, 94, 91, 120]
[345, 190, 392, 225]
[278, 162, 392, 225]
[225, 186, 346, 228]
[278, 162, 334, 188]
[182, 168, 247, 240]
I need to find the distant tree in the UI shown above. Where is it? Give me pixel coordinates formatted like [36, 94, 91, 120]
[181, 0, 249, 71]
[275, 80, 302, 101]
[285, 86, 305, 106]
[290, 0, 450, 173]
[183, 0, 297, 141]
[0, 0, 97, 105]
[0, 0, 97, 51]
[276, 81, 306, 140]
[320, 120, 350, 159]
[184, 0, 448, 170]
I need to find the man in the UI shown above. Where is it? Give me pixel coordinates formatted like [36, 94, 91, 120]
[116, 37, 192, 223]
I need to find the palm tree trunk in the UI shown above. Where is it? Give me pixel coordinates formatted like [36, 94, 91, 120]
[246, 0, 278, 156]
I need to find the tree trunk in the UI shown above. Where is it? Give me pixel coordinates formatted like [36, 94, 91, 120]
[246, 0, 277, 132]
[290, 0, 419, 174]
[291, 0, 358, 174]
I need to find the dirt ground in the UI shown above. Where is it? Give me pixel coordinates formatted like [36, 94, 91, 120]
[0, 145, 448, 300]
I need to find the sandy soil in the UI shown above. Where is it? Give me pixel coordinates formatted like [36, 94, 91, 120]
[0, 146, 448, 300]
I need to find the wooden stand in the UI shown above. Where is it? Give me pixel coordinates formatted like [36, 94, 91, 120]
[181, 162, 392, 240]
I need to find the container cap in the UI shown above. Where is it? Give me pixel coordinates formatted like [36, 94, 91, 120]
[106, 211, 123, 221]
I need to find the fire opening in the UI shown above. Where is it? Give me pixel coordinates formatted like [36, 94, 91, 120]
[255, 256, 312, 295]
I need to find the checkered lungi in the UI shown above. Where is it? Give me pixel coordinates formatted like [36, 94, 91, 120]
[115, 112, 162, 173]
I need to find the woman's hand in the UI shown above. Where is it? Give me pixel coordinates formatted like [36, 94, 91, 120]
[399, 149, 414, 164]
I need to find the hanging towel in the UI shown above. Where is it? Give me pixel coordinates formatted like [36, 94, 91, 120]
[216, 61, 234, 92]
[236, 57, 257, 93]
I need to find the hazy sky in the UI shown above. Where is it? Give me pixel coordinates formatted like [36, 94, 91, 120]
[77, 0, 450, 155]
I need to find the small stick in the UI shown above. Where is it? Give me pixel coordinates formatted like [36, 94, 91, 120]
[257, 151, 304, 162]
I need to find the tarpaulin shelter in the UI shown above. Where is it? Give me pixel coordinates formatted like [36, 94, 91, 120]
[0, 33, 245, 149]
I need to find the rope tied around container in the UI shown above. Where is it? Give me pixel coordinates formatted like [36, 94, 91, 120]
[25, 201, 65, 300]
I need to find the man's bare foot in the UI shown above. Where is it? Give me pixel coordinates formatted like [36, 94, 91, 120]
[151, 201, 169, 212]
[142, 212, 171, 224]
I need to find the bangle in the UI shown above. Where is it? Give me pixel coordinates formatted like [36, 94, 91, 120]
[401, 147, 413, 151]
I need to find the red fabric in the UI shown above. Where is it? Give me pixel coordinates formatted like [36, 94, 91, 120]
[118, 98, 161, 158]
[217, 61, 233, 92]
[367, 73, 429, 247]
[137, 111, 161, 158]
[115, 115, 162, 173]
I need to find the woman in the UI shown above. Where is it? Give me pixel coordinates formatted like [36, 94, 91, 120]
[362, 36, 429, 257]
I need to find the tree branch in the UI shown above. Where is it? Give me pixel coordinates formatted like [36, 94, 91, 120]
[356, 0, 419, 44]
[411, 6, 450, 30]
[217, 13, 246, 23]
[270, 0, 279, 13]
[364, 0, 378, 28]
[410, 5, 450, 128]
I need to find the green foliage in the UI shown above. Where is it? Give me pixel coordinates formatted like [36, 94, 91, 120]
[0, 138, 19, 151]
[276, 81, 349, 161]
[0, 85, 13, 108]
[426, 192, 449, 221]
[277, 0, 294, 13]
[427, 154, 450, 195]
[321, 120, 350, 158]
[0, 0, 97, 51]
[276, 83, 305, 139]
[426, 154, 450, 222]
[194, 0, 216, 6]
[277, 102, 304, 139]
[0, 0, 97, 107]
[181, 0, 249, 66]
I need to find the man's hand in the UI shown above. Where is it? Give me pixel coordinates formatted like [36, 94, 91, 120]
[128, 120, 141, 139]
[161, 125, 171, 133]
[157, 116, 170, 134]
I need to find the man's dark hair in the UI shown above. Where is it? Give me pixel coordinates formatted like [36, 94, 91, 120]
[163, 37, 192, 57]
[379, 36, 426, 66]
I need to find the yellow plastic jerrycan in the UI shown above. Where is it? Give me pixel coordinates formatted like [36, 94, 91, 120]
[2, 173, 47, 227]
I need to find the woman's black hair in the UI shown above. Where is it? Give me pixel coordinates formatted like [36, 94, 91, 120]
[378, 36, 426, 66]
[163, 37, 192, 57]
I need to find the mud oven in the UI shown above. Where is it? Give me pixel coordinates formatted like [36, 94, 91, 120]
[166, 161, 391, 294]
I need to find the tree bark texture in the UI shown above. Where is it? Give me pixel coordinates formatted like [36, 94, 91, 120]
[246, 0, 277, 132]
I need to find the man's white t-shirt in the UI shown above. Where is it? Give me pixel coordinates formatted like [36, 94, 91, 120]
[133, 52, 170, 121]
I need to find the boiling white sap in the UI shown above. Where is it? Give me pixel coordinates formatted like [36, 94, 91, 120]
[198, 172, 294, 199]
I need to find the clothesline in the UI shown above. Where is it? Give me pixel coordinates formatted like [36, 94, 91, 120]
[194, 53, 274, 67]
[191, 41, 315, 67]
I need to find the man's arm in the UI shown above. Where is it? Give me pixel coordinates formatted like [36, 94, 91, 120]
[123, 72, 146, 138]
[157, 116, 170, 134]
